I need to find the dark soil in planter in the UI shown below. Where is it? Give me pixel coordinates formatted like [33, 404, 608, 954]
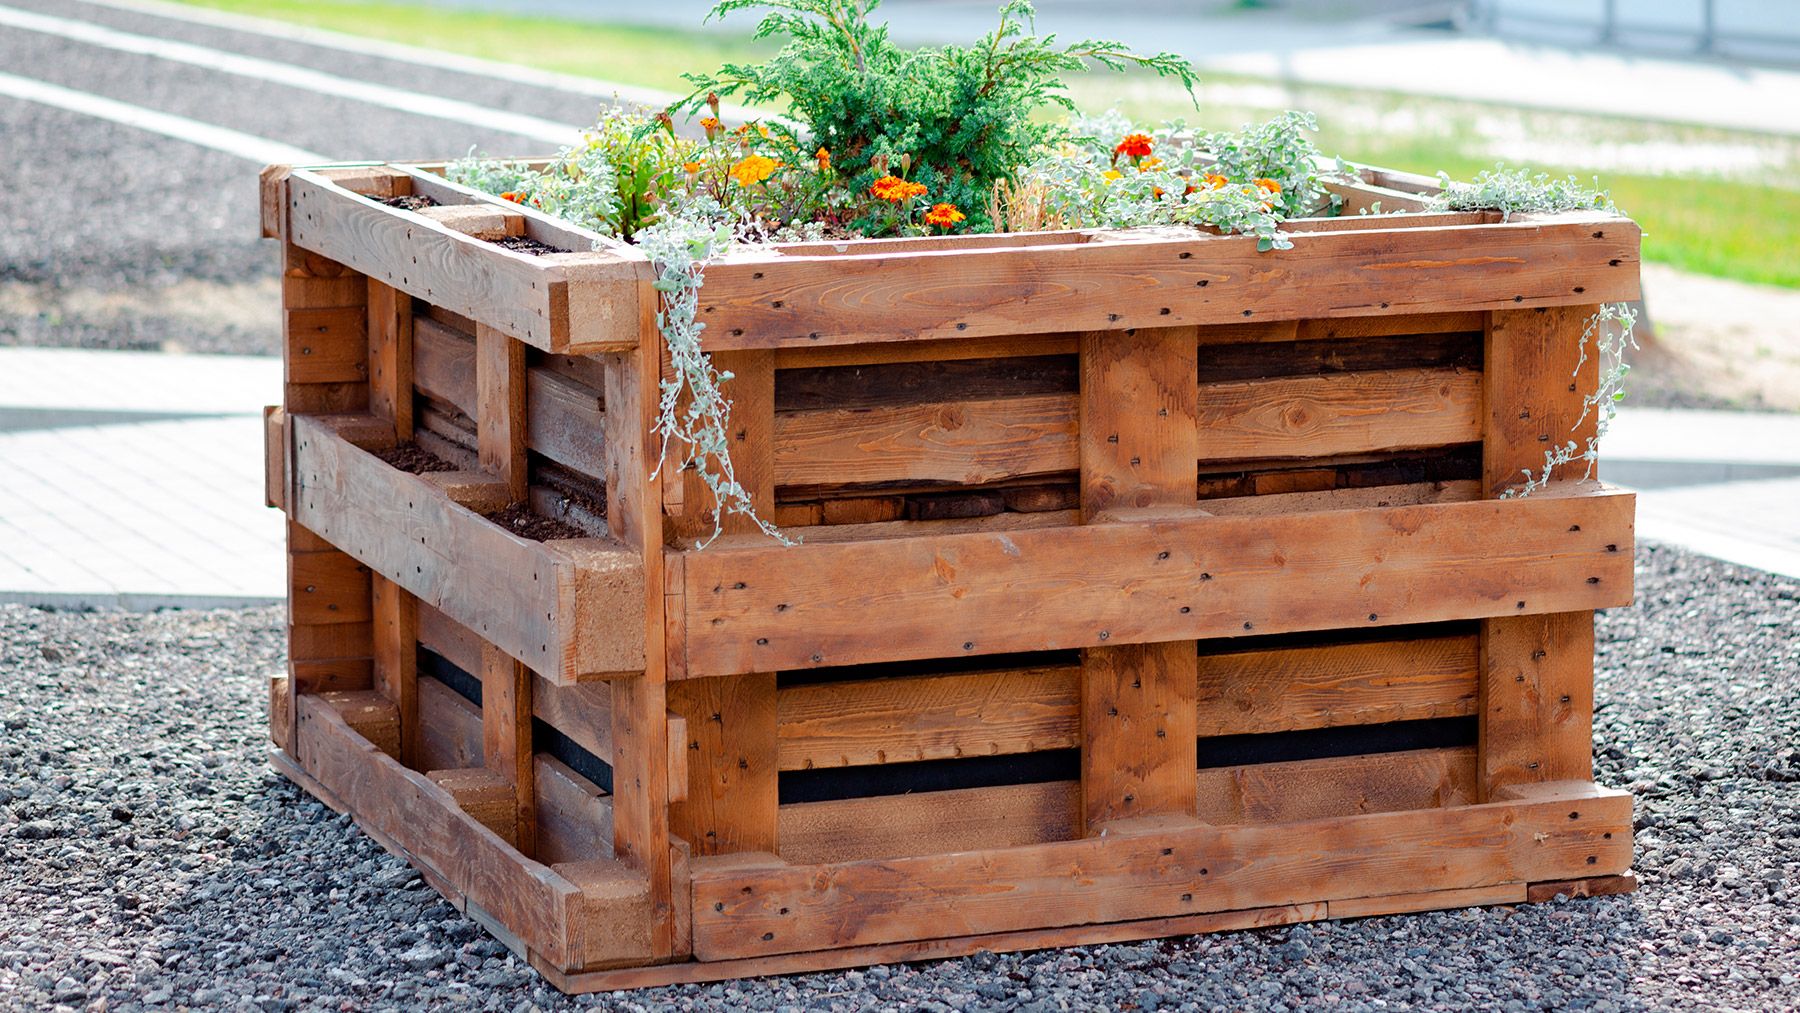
[484, 502, 589, 542]
[380, 195, 440, 212]
[374, 442, 458, 475]
[492, 235, 567, 256]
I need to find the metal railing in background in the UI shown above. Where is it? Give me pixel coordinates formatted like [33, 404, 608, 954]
[1466, 0, 1800, 66]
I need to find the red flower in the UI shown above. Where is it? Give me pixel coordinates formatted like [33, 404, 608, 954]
[1114, 133, 1154, 160]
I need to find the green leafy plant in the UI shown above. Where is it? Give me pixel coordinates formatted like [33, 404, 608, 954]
[671, 0, 1200, 233]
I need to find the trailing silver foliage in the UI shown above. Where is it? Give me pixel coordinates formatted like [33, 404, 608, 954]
[1503, 302, 1639, 498]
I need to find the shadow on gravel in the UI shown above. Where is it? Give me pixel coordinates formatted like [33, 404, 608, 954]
[2, 543, 1796, 1011]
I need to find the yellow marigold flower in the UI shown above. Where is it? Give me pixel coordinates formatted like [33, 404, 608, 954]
[1203, 173, 1229, 190]
[1254, 177, 1282, 193]
[870, 175, 927, 202]
[1138, 157, 1164, 171]
[729, 154, 778, 187]
[924, 202, 965, 228]
[1101, 169, 1124, 184]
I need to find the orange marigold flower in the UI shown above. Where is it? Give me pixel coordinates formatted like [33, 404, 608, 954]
[700, 116, 721, 139]
[924, 202, 965, 228]
[681, 161, 703, 175]
[729, 155, 779, 187]
[498, 192, 524, 203]
[1254, 177, 1282, 193]
[815, 147, 831, 173]
[1138, 156, 1164, 171]
[870, 175, 927, 202]
[1202, 173, 1229, 190]
[1114, 133, 1154, 159]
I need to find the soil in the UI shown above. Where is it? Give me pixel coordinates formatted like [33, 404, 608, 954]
[491, 235, 567, 257]
[380, 195, 440, 212]
[373, 442, 458, 475]
[483, 502, 589, 542]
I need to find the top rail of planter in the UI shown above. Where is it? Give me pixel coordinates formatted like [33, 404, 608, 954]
[264, 161, 1640, 355]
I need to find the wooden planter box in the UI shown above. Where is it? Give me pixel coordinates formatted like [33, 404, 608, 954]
[260, 160, 1641, 992]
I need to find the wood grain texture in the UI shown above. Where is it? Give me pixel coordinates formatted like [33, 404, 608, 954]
[290, 413, 645, 680]
[281, 243, 369, 415]
[1327, 881, 1525, 920]
[288, 548, 371, 626]
[670, 351, 775, 546]
[482, 643, 536, 857]
[417, 675, 484, 771]
[1195, 747, 1476, 825]
[292, 693, 651, 970]
[477, 324, 528, 500]
[695, 214, 1639, 351]
[668, 674, 779, 855]
[1194, 368, 1483, 462]
[678, 485, 1635, 675]
[286, 170, 645, 353]
[1525, 871, 1637, 903]
[367, 279, 414, 438]
[371, 575, 420, 766]
[774, 394, 1074, 488]
[1195, 635, 1478, 736]
[1483, 306, 1601, 497]
[776, 665, 1078, 770]
[535, 755, 614, 866]
[691, 783, 1633, 960]
[1479, 611, 1597, 800]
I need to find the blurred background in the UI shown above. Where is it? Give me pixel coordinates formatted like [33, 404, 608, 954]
[2, 0, 1797, 607]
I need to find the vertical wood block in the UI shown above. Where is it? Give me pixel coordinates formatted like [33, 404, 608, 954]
[372, 575, 420, 768]
[282, 244, 369, 415]
[1077, 326, 1200, 833]
[481, 643, 536, 857]
[1480, 306, 1604, 801]
[666, 350, 775, 547]
[600, 290, 677, 957]
[368, 280, 415, 439]
[1483, 306, 1600, 497]
[1479, 612, 1596, 800]
[667, 674, 778, 856]
[477, 323, 528, 500]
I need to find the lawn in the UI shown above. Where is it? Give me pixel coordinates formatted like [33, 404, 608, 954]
[178, 0, 1800, 288]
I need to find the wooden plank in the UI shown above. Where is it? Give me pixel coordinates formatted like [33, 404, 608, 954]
[481, 643, 536, 856]
[289, 548, 371, 625]
[293, 693, 651, 969]
[285, 170, 644, 353]
[413, 315, 477, 418]
[1480, 611, 1596, 799]
[367, 280, 414, 438]
[281, 243, 368, 415]
[1195, 635, 1478, 736]
[528, 366, 607, 479]
[774, 393, 1074, 488]
[1195, 747, 1476, 825]
[263, 406, 287, 510]
[416, 203, 525, 240]
[288, 620, 372, 662]
[286, 307, 369, 386]
[269, 675, 292, 752]
[1483, 306, 1601, 496]
[600, 306, 676, 956]
[316, 690, 400, 759]
[778, 781, 1078, 866]
[1195, 368, 1483, 462]
[1525, 871, 1637, 903]
[694, 214, 1640, 351]
[428, 767, 518, 842]
[477, 324, 528, 500]
[680, 485, 1635, 676]
[290, 413, 645, 680]
[371, 575, 420, 767]
[668, 674, 779, 855]
[533, 676, 614, 765]
[417, 675, 484, 771]
[691, 782, 1633, 960]
[534, 754, 614, 866]
[777, 665, 1078, 770]
[668, 350, 775, 546]
[417, 599, 483, 676]
[290, 657, 374, 694]
[1327, 882, 1525, 920]
[1077, 325, 1201, 830]
[543, 902, 1322, 993]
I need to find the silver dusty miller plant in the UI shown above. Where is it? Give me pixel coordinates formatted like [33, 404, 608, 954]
[1504, 302, 1639, 498]
[636, 203, 794, 548]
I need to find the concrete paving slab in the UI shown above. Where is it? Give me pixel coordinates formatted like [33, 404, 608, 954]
[1637, 477, 1800, 581]
[0, 346, 280, 416]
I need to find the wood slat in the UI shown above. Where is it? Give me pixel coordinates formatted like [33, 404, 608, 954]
[776, 665, 1078, 770]
[1195, 368, 1483, 462]
[694, 215, 1639, 351]
[692, 782, 1632, 960]
[668, 674, 779, 856]
[417, 675, 484, 771]
[286, 170, 645, 353]
[290, 413, 645, 680]
[1480, 612, 1597, 799]
[371, 575, 420, 766]
[1195, 746, 1476, 825]
[534, 755, 614, 866]
[482, 643, 536, 857]
[1195, 634, 1478, 736]
[293, 693, 651, 970]
[679, 485, 1635, 675]
[367, 279, 414, 438]
[774, 393, 1075, 487]
[477, 325, 528, 500]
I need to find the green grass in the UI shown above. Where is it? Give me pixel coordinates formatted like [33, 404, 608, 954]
[179, 0, 1800, 288]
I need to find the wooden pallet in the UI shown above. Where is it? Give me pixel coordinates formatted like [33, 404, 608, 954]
[261, 160, 1640, 990]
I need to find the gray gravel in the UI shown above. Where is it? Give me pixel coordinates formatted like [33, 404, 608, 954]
[2, 541, 1797, 1011]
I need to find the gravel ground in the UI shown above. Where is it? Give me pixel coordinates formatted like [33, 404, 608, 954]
[1, 541, 1796, 1011]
